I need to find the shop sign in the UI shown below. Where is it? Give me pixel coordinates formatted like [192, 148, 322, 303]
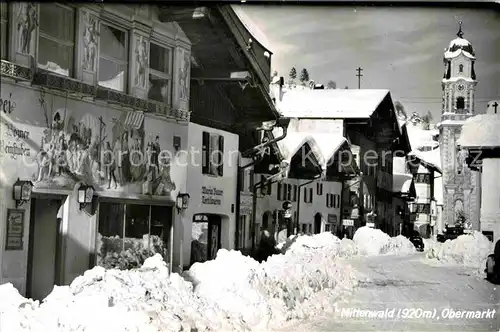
[0, 93, 16, 114]
[240, 192, 252, 214]
[343, 219, 354, 226]
[1, 122, 32, 159]
[201, 186, 223, 205]
[5, 209, 24, 250]
[328, 214, 338, 223]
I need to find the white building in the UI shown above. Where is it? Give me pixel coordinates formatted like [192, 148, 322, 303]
[180, 123, 239, 269]
[458, 100, 500, 243]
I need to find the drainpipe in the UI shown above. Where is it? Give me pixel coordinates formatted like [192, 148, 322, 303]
[236, 122, 289, 250]
[251, 170, 288, 251]
[295, 174, 322, 234]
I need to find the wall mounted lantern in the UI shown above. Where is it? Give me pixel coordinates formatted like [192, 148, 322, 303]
[176, 193, 190, 213]
[77, 184, 94, 210]
[12, 178, 33, 208]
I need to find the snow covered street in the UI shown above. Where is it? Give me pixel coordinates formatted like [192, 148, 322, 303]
[281, 253, 500, 331]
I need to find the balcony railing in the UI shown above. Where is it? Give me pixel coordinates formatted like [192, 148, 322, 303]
[0, 60, 33, 81]
[2, 63, 190, 122]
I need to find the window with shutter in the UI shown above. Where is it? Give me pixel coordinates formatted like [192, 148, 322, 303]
[202, 132, 210, 174]
[267, 181, 272, 195]
[303, 187, 307, 203]
[326, 194, 329, 208]
[287, 184, 292, 201]
[277, 183, 282, 200]
[309, 188, 313, 203]
[293, 185, 297, 201]
[218, 135, 224, 176]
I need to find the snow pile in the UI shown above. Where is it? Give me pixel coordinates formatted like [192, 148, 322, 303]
[426, 232, 494, 269]
[0, 255, 241, 332]
[278, 232, 358, 258]
[186, 244, 357, 329]
[381, 235, 417, 255]
[353, 226, 391, 256]
[423, 238, 440, 251]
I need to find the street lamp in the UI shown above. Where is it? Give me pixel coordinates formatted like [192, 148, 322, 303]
[12, 178, 33, 208]
[77, 184, 94, 210]
[176, 193, 190, 213]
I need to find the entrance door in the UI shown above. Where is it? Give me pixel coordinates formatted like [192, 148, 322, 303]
[207, 215, 221, 260]
[27, 198, 64, 300]
[314, 213, 322, 234]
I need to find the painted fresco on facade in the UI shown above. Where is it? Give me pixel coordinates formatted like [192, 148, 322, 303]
[0, 85, 176, 197]
[178, 48, 190, 101]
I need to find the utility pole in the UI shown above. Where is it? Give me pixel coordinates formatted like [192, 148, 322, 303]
[356, 67, 363, 89]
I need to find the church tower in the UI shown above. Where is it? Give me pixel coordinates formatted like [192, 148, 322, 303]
[438, 22, 480, 229]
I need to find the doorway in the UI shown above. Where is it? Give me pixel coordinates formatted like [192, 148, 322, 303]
[190, 214, 222, 265]
[314, 213, 322, 234]
[27, 198, 65, 300]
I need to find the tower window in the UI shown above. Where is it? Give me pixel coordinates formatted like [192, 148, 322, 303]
[459, 64, 464, 73]
[456, 97, 465, 110]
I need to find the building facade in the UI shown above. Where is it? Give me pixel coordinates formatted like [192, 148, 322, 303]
[458, 100, 500, 243]
[438, 25, 481, 230]
[1, 3, 192, 298]
[181, 123, 239, 269]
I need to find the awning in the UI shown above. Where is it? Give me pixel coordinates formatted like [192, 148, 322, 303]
[123, 111, 145, 130]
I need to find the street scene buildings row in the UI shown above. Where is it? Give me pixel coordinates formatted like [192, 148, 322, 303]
[0, 3, 497, 300]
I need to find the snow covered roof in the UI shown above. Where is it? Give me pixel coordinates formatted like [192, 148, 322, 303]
[409, 147, 442, 174]
[231, 5, 273, 53]
[272, 118, 347, 170]
[444, 37, 475, 60]
[405, 123, 439, 151]
[392, 173, 414, 194]
[457, 114, 500, 148]
[277, 89, 391, 119]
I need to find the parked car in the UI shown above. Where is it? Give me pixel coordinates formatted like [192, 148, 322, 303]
[485, 239, 500, 284]
[437, 224, 464, 243]
[408, 231, 424, 252]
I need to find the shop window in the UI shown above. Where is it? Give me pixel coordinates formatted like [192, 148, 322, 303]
[98, 22, 128, 92]
[202, 131, 224, 176]
[0, 2, 8, 60]
[148, 42, 172, 105]
[38, 4, 75, 77]
[97, 202, 171, 269]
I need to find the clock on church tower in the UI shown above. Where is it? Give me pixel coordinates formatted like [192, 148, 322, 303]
[438, 22, 480, 231]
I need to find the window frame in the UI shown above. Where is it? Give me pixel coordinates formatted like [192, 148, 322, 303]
[98, 20, 129, 92]
[0, 2, 9, 60]
[148, 40, 173, 105]
[37, 3, 76, 77]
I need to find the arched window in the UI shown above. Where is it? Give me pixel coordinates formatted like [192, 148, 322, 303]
[456, 97, 465, 110]
[458, 64, 464, 73]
